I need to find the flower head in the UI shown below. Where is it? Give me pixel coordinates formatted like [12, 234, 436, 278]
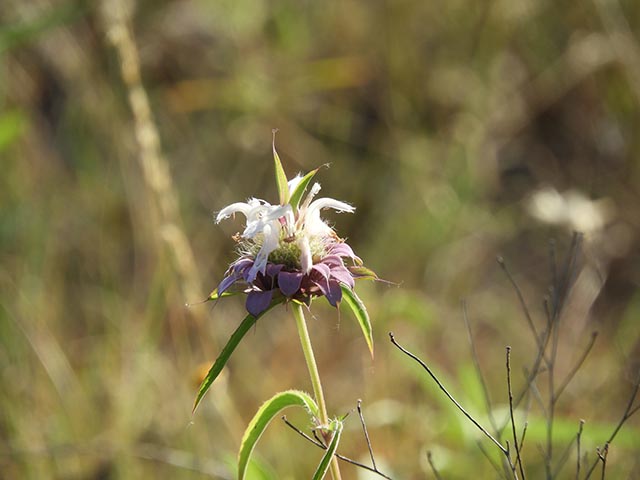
[213, 139, 375, 317]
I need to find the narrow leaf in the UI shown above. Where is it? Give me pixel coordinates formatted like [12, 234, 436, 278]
[340, 285, 374, 358]
[272, 129, 289, 205]
[348, 265, 379, 281]
[312, 420, 343, 480]
[192, 303, 280, 413]
[289, 167, 319, 212]
[238, 390, 319, 480]
[208, 287, 238, 301]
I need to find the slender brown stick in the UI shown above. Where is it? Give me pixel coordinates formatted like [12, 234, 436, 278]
[282, 416, 393, 479]
[426, 451, 443, 480]
[390, 332, 521, 480]
[497, 257, 539, 344]
[357, 399, 377, 471]
[584, 372, 640, 478]
[576, 420, 585, 480]
[506, 347, 526, 480]
[555, 332, 598, 400]
[462, 300, 499, 432]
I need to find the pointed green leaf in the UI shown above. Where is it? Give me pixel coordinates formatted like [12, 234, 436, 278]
[208, 287, 239, 301]
[192, 303, 280, 413]
[312, 420, 343, 480]
[340, 285, 374, 358]
[272, 130, 289, 205]
[289, 167, 319, 212]
[238, 390, 319, 480]
[348, 265, 378, 281]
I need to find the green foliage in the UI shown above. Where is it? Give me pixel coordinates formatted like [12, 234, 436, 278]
[193, 302, 281, 413]
[0, 110, 26, 152]
[311, 419, 343, 480]
[289, 167, 319, 213]
[271, 131, 290, 205]
[238, 390, 319, 480]
[339, 285, 374, 357]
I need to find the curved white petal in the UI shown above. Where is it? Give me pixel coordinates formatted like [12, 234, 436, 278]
[297, 236, 312, 274]
[287, 174, 303, 192]
[216, 202, 253, 223]
[247, 222, 281, 282]
[216, 198, 268, 224]
[243, 204, 292, 239]
[307, 197, 355, 215]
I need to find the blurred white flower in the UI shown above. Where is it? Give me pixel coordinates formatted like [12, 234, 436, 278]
[527, 187, 614, 233]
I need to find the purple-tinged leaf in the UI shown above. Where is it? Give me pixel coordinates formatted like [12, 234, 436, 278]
[312, 262, 331, 279]
[320, 255, 345, 268]
[278, 271, 304, 297]
[246, 289, 275, 317]
[330, 265, 355, 288]
[217, 273, 241, 296]
[330, 242, 361, 263]
[313, 275, 342, 306]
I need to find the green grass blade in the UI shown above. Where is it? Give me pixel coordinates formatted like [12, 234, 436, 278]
[272, 130, 289, 205]
[289, 167, 319, 212]
[312, 420, 343, 480]
[238, 390, 319, 480]
[192, 303, 279, 413]
[340, 285, 374, 358]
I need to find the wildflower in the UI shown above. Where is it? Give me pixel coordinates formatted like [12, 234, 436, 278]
[195, 136, 376, 480]
[215, 164, 375, 317]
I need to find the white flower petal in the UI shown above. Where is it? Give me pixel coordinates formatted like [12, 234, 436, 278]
[307, 197, 355, 216]
[287, 174, 303, 192]
[216, 202, 253, 223]
[243, 204, 292, 238]
[297, 236, 312, 274]
[248, 222, 281, 281]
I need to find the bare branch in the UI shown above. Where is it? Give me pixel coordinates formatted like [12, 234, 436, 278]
[584, 372, 640, 478]
[462, 299, 498, 433]
[282, 416, 394, 479]
[555, 332, 598, 401]
[506, 347, 526, 480]
[497, 257, 539, 344]
[576, 420, 585, 480]
[357, 399, 377, 471]
[426, 451, 444, 480]
[389, 332, 509, 458]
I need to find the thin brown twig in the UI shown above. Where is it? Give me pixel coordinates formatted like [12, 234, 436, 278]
[390, 331, 520, 480]
[389, 333, 508, 456]
[497, 257, 540, 346]
[476, 440, 510, 480]
[576, 420, 585, 480]
[597, 443, 609, 480]
[506, 347, 526, 480]
[551, 435, 576, 478]
[462, 300, 499, 433]
[518, 422, 528, 453]
[426, 451, 443, 480]
[357, 399, 377, 471]
[282, 416, 393, 479]
[584, 372, 640, 478]
[555, 332, 598, 401]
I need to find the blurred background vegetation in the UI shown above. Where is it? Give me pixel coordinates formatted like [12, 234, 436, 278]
[1, 0, 640, 478]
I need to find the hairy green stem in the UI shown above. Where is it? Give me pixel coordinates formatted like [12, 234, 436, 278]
[292, 302, 342, 480]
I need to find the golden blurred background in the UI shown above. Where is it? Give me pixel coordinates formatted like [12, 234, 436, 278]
[1, 0, 640, 478]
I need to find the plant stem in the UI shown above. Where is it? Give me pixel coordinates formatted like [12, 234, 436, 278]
[292, 302, 342, 480]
